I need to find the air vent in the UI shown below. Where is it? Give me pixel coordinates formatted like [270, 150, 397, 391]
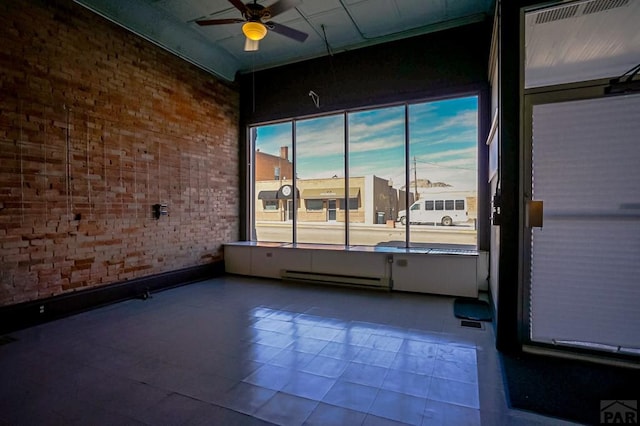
[583, 0, 630, 15]
[460, 320, 483, 329]
[535, 4, 579, 24]
[534, 0, 631, 24]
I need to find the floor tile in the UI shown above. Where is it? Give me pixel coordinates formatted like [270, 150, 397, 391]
[267, 348, 315, 370]
[390, 352, 436, 375]
[322, 381, 379, 412]
[331, 329, 372, 346]
[243, 342, 283, 364]
[435, 344, 477, 365]
[427, 377, 480, 409]
[254, 392, 318, 426]
[307, 326, 342, 341]
[381, 369, 431, 398]
[218, 382, 277, 415]
[243, 364, 295, 391]
[304, 402, 367, 426]
[423, 398, 482, 426]
[432, 359, 479, 383]
[290, 336, 330, 355]
[352, 348, 397, 368]
[188, 403, 279, 426]
[341, 362, 388, 388]
[302, 355, 349, 378]
[318, 341, 363, 361]
[401, 340, 439, 358]
[362, 334, 405, 352]
[369, 389, 427, 425]
[363, 414, 411, 425]
[139, 392, 214, 425]
[281, 371, 336, 400]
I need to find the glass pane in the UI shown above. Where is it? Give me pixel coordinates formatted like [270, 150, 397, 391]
[408, 96, 478, 247]
[252, 123, 293, 243]
[348, 106, 407, 246]
[295, 115, 345, 244]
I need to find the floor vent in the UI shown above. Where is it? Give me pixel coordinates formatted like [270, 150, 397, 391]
[460, 320, 483, 329]
[0, 335, 17, 346]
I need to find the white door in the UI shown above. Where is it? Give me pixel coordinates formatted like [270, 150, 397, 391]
[526, 93, 640, 355]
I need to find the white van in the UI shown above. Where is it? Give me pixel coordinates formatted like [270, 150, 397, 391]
[397, 198, 468, 226]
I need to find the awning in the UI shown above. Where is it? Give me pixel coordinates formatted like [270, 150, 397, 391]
[257, 190, 279, 200]
[302, 187, 360, 199]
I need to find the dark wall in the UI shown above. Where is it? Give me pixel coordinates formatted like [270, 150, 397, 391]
[238, 21, 492, 124]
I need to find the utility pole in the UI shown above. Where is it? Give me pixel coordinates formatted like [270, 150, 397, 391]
[413, 156, 419, 200]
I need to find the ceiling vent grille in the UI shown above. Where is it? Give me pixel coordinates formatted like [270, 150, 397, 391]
[535, 4, 579, 24]
[583, 0, 630, 15]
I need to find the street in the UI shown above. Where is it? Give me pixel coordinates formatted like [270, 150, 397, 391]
[255, 221, 477, 246]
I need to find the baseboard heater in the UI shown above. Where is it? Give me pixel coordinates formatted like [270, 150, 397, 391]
[281, 270, 391, 290]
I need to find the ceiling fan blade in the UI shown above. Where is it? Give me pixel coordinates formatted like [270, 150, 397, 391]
[266, 21, 308, 42]
[266, 0, 301, 18]
[227, 0, 249, 15]
[196, 18, 245, 26]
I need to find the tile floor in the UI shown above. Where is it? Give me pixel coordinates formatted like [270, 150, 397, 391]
[0, 276, 579, 425]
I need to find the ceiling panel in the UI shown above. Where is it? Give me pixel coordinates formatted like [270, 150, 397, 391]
[395, 0, 447, 30]
[347, 0, 402, 38]
[307, 8, 362, 48]
[296, 0, 343, 16]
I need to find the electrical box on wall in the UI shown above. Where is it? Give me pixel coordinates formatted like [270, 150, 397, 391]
[152, 203, 168, 219]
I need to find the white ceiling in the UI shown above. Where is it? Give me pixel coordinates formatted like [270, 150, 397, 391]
[525, 0, 640, 88]
[73, 0, 495, 81]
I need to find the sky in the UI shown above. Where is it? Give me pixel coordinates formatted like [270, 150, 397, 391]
[253, 96, 478, 191]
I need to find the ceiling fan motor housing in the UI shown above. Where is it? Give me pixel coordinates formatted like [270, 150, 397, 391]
[245, 3, 270, 22]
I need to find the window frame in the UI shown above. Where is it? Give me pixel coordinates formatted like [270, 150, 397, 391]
[248, 90, 485, 249]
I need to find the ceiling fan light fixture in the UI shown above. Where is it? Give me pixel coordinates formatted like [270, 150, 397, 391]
[242, 21, 267, 41]
[244, 38, 259, 52]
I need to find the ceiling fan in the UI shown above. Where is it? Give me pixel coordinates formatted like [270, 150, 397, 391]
[196, 0, 309, 51]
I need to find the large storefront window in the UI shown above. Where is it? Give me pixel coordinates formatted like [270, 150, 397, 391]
[252, 122, 293, 243]
[250, 95, 478, 248]
[295, 114, 345, 244]
[348, 106, 406, 246]
[408, 96, 478, 247]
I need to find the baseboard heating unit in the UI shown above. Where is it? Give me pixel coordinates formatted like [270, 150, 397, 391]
[281, 270, 391, 290]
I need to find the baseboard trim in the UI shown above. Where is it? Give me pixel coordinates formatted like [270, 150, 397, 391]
[0, 261, 224, 335]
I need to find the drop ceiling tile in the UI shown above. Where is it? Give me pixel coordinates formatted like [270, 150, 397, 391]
[307, 8, 363, 49]
[347, 0, 401, 38]
[443, 0, 492, 19]
[296, 0, 343, 16]
[395, 0, 447, 29]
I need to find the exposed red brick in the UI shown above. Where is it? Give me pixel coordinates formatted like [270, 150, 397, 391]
[0, 0, 239, 306]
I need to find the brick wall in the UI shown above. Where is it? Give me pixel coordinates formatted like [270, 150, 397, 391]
[0, 0, 240, 306]
[255, 149, 293, 181]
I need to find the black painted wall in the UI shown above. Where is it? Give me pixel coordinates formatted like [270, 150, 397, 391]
[238, 21, 492, 123]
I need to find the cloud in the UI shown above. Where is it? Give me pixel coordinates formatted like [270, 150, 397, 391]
[421, 146, 477, 161]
